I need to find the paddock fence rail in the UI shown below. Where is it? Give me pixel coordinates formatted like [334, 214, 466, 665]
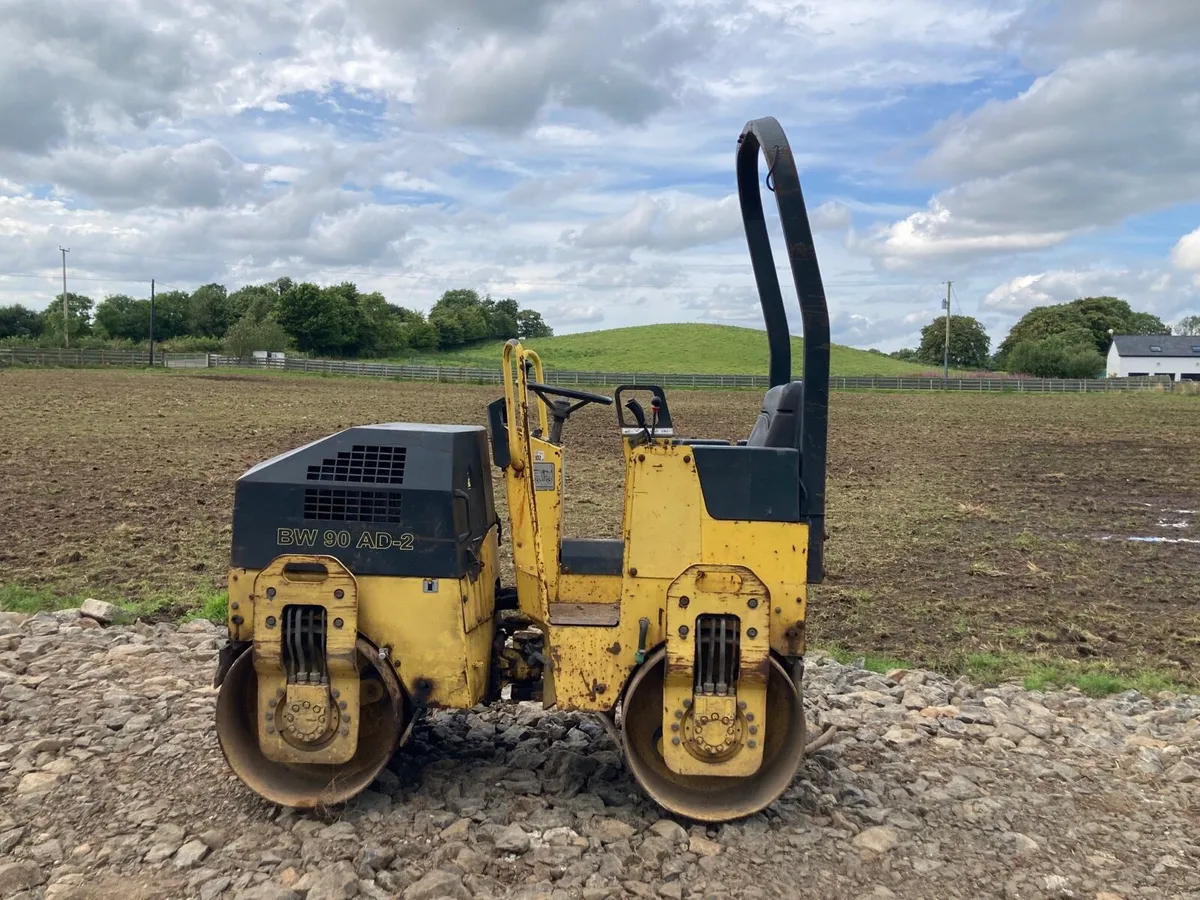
[1, 346, 1189, 393]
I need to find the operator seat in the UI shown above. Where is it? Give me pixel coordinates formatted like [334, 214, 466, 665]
[745, 381, 804, 450]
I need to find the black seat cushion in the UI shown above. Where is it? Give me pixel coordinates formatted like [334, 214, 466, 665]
[746, 381, 804, 450]
[560, 538, 625, 576]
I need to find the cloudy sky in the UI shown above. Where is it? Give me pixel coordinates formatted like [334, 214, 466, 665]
[2, 0, 1199, 351]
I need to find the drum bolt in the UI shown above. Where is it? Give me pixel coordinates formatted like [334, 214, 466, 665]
[738, 701, 747, 710]
[671, 723, 679, 732]
[678, 625, 689, 638]
[775, 607, 781, 614]
[747, 740, 757, 749]
[265, 616, 276, 628]
[267, 698, 276, 707]
[674, 710, 683, 719]
[340, 727, 349, 736]
[746, 627, 758, 639]
[334, 588, 344, 599]
[264, 712, 273, 721]
[276, 688, 285, 698]
[266, 727, 275, 734]
[747, 599, 758, 609]
[333, 618, 344, 629]
[746, 713, 754, 722]
[749, 725, 758, 735]
[679, 596, 690, 609]
[339, 701, 348, 710]
[266, 587, 276, 599]
[331, 689, 340, 699]
[683, 699, 692, 708]
[671, 737, 680, 746]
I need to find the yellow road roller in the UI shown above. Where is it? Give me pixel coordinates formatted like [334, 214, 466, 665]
[214, 115, 831, 822]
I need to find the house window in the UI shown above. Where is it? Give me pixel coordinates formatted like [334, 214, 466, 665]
[1192, 345, 1200, 353]
[1149, 345, 1162, 352]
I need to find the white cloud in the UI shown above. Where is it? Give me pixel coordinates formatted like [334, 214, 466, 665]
[1, 0, 1198, 356]
[563, 194, 741, 253]
[864, 2, 1200, 267]
[983, 268, 1194, 323]
[1171, 226, 1200, 282]
[810, 201, 852, 232]
[544, 304, 604, 325]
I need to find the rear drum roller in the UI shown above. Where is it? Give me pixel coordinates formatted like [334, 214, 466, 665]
[621, 647, 805, 822]
[216, 637, 406, 809]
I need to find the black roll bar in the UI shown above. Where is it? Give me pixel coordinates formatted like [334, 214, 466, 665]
[736, 116, 830, 583]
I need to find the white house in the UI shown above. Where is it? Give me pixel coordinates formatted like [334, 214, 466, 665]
[1107, 335, 1200, 381]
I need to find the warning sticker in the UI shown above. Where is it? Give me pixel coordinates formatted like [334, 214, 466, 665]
[533, 462, 556, 491]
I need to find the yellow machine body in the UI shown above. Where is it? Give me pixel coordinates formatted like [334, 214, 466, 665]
[214, 114, 832, 822]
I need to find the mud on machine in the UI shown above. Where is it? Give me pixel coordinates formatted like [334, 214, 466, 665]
[213, 115, 832, 822]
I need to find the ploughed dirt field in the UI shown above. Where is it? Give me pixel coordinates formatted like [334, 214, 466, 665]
[1, 368, 1198, 688]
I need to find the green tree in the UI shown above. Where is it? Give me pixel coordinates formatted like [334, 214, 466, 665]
[151, 290, 192, 341]
[428, 306, 466, 348]
[517, 309, 553, 339]
[998, 296, 1170, 365]
[94, 294, 152, 342]
[887, 348, 920, 362]
[1125, 311, 1170, 336]
[229, 284, 281, 324]
[275, 282, 358, 355]
[915, 315, 991, 369]
[1171, 314, 1200, 335]
[0, 304, 43, 339]
[483, 296, 520, 339]
[224, 315, 292, 358]
[40, 293, 94, 342]
[353, 291, 406, 357]
[187, 283, 238, 338]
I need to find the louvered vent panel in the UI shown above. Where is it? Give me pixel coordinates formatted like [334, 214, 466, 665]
[302, 488, 403, 523]
[306, 445, 406, 484]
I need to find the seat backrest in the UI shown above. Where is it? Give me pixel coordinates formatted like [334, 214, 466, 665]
[745, 381, 804, 450]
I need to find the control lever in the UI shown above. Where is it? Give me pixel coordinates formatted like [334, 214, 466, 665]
[624, 398, 652, 444]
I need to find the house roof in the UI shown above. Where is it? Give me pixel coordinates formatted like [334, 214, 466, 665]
[1111, 334, 1200, 358]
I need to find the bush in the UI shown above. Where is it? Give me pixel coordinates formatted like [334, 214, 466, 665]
[158, 336, 224, 353]
[224, 316, 292, 358]
[1006, 337, 1105, 378]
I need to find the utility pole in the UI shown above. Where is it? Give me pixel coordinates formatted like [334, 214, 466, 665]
[59, 247, 70, 348]
[942, 280, 953, 382]
[149, 279, 156, 367]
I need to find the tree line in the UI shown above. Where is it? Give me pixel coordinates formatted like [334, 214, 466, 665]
[887, 298, 1195, 378]
[0, 280, 553, 358]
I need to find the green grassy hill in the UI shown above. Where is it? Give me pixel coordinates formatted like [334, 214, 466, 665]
[397, 323, 952, 376]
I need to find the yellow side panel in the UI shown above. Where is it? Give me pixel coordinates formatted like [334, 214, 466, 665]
[356, 573, 487, 708]
[623, 444, 701, 580]
[558, 573, 622, 604]
[462, 531, 499, 634]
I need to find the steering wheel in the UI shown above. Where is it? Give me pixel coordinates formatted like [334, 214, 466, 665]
[526, 382, 614, 407]
[525, 382, 613, 443]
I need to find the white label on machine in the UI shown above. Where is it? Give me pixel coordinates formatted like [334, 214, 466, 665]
[534, 450, 545, 462]
[533, 462, 556, 491]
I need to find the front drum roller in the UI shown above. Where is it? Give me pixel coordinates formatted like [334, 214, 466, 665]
[621, 647, 805, 822]
[215, 637, 407, 809]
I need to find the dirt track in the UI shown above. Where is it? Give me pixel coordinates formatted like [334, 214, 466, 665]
[1, 368, 1198, 684]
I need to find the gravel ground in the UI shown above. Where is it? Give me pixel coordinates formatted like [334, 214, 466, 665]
[1, 610, 1197, 900]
